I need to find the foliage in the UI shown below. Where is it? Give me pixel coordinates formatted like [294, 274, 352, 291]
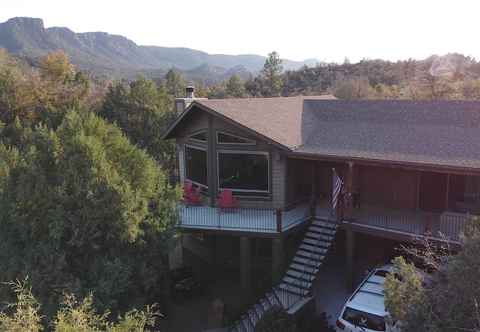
[0, 110, 179, 316]
[384, 217, 480, 332]
[164, 69, 186, 97]
[384, 257, 426, 324]
[0, 280, 43, 332]
[0, 50, 102, 129]
[0, 279, 159, 332]
[254, 306, 297, 332]
[333, 77, 373, 100]
[100, 77, 176, 173]
[225, 75, 246, 98]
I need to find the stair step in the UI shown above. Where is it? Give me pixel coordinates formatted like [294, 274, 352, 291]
[299, 243, 328, 254]
[278, 282, 309, 296]
[296, 249, 324, 261]
[303, 237, 331, 247]
[286, 268, 316, 281]
[309, 225, 337, 235]
[305, 231, 334, 241]
[233, 322, 243, 332]
[241, 315, 254, 331]
[283, 276, 312, 289]
[293, 255, 323, 267]
[312, 219, 337, 229]
[254, 303, 264, 317]
[260, 297, 271, 311]
[248, 309, 258, 326]
[290, 263, 319, 274]
[266, 292, 280, 306]
[239, 318, 248, 332]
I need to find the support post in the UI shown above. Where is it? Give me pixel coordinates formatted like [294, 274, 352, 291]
[272, 237, 285, 284]
[344, 162, 355, 220]
[240, 236, 252, 302]
[276, 209, 282, 233]
[207, 115, 216, 207]
[445, 173, 451, 210]
[346, 226, 355, 291]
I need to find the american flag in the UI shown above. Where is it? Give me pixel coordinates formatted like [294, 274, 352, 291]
[332, 168, 343, 210]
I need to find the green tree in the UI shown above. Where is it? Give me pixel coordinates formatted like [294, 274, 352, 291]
[165, 69, 186, 97]
[0, 110, 179, 315]
[261, 52, 284, 97]
[385, 218, 480, 332]
[225, 75, 246, 98]
[100, 77, 176, 173]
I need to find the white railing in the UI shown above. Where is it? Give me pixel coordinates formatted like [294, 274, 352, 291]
[349, 207, 474, 243]
[178, 203, 310, 233]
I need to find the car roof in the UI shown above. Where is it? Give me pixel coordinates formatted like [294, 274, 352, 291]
[345, 266, 392, 317]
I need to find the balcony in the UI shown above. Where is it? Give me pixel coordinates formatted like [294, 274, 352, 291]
[349, 206, 472, 244]
[314, 200, 473, 244]
[178, 202, 311, 234]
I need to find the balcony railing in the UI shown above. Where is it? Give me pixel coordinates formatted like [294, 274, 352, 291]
[178, 202, 311, 233]
[348, 206, 473, 243]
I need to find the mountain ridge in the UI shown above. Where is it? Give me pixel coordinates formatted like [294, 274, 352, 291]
[0, 17, 317, 80]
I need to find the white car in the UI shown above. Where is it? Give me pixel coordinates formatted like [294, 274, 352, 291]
[336, 265, 400, 332]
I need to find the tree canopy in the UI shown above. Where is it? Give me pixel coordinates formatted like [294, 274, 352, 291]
[385, 219, 480, 332]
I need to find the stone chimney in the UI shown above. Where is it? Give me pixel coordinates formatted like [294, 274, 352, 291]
[174, 85, 206, 114]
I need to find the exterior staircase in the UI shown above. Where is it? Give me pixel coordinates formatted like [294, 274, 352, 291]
[230, 218, 338, 332]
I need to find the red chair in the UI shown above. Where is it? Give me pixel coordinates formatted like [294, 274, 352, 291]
[217, 189, 239, 211]
[183, 182, 202, 205]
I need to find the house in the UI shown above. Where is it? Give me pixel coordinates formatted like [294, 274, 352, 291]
[163, 88, 480, 328]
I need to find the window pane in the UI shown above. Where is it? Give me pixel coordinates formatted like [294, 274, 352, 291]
[185, 146, 207, 186]
[342, 307, 386, 331]
[217, 132, 254, 145]
[190, 132, 207, 142]
[218, 153, 268, 191]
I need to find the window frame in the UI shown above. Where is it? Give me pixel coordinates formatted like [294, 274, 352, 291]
[188, 130, 208, 144]
[216, 150, 270, 194]
[216, 131, 256, 146]
[184, 144, 208, 189]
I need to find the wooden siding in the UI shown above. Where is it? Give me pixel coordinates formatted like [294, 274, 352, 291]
[359, 166, 418, 210]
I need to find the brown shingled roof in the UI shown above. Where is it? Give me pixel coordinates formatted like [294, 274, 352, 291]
[195, 95, 336, 149]
[296, 100, 480, 170]
[164, 97, 480, 171]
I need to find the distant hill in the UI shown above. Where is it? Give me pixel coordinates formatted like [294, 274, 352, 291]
[0, 17, 317, 81]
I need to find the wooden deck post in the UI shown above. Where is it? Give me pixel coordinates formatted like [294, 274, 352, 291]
[272, 236, 285, 284]
[445, 173, 451, 210]
[276, 209, 282, 232]
[240, 236, 252, 302]
[344, 162, 355, 220]
[346, 225, 355, 292]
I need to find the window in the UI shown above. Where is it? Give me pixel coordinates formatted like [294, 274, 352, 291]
[189, 131, 207, 143]
[342, 307, 386, 331]
[217, 131, 255, 145]
[218, 151, 269, 193]
[185, 146, 208, 187]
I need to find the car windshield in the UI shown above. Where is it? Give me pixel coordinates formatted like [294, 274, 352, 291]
[342, 307, 386, 331]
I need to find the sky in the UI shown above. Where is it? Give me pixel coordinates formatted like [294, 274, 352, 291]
[1, 0, 479, 63]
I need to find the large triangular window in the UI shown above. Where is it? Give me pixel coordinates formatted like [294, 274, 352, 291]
[189, 131, 207, 143]
[217, 131, 255, 145]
